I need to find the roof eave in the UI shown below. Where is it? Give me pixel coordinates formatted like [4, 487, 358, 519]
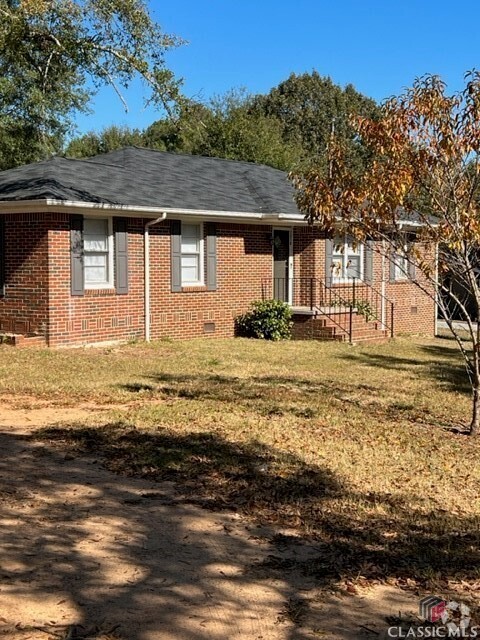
[0, 198, 307, 224]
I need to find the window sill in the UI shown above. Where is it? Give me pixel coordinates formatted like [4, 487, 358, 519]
[85, 287, 116, 296]
[181, 285, 208, 293]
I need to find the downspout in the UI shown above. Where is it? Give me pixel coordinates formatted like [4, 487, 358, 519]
[145, 214, 167, 342]
[434, 241, 439, 336]
[381, 238, 386, 327]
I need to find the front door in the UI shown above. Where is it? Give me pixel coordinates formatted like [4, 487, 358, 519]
[273, 229, 290, 302]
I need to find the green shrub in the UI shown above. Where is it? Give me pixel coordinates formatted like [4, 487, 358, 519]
[354, 300, 376, 322]
[336, 299, 377, 322]
[236, 299, 293, 341]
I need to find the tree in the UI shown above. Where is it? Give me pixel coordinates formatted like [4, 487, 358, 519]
[253, 71, 380, 172]
[196, 90, 303, 170]
[291, 72, 480, 435]
[0, 0, 182, 169]
[66, 125, 144, 158]
[143, 99, 214, 154]
[143, 91, 304, 170]
[64, 74, 378, 171]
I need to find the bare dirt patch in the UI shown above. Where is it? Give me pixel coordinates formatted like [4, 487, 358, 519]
[0, 407, 420, 640]
[0, 396, 136, 434]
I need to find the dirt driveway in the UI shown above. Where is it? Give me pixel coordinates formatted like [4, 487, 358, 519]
[0, 408, 418, 640]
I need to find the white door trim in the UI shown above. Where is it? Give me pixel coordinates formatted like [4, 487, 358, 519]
[272, 227, 293, 305]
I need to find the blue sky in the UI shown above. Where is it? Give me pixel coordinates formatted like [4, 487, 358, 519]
[75, 0, 480, 135]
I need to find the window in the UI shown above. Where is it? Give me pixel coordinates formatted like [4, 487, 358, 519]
[84, 217, 113, 288]
[393, 249, 409, 281]
[181, 223, 203, 285]
[331, 235, 363, 281]
[392, 241, 415, 281]
[0, 217, 5, 297]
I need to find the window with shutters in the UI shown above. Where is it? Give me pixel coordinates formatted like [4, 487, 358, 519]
[181, 223, 204, 286]
[390, 233, 417, 283]
[84, 217, 114, 288]
[0, 218, 5, 297]
[393, 245, 409, 281]
[331, 234, 364, 281]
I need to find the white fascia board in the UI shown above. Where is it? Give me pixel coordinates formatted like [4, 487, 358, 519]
[0, 199, 263, 219]
[333, 216, 434, 230]
[269, 213, 307, 225]
[0, 199, 309, 225]
[397, 219, 433, 228]
[0, 198, 431, 228]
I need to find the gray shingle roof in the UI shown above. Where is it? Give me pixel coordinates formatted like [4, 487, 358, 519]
[0, 147, 301, 215]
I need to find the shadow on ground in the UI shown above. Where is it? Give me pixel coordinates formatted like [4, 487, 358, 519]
[120, 358, 469, 432]
[1, 420, 479, 639]
[37, 426, 480, 613]
[122, 371, 376, 422]
[0, 431, 300, 639]
[2, 426, 427, 640]
[2, 343, 479, 639]
[338, 341, 472, 396]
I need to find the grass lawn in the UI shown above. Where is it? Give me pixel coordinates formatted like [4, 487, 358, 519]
[2, 335, 479, 602]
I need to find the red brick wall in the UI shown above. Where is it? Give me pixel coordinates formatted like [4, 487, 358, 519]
[292, 230, 435, 336]
[384, 251, 436, 336]
[148, 222, 272, 340]
[323, 238, 435, 336]
[47, 217, 274, 346]
[0, 213, 436, 345]
[0, 213, 50, 336]
[293, 226, 326, 279]
[48, 216, 146, 346]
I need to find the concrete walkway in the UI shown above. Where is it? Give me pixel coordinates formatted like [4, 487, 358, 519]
[437, 319, 477, 332]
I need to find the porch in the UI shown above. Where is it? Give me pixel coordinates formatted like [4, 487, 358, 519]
[261, 277, 395, 344]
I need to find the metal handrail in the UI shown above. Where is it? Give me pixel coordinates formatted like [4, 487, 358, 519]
[313, 278, 354, 342]
[327, 276, 395, 338]
[261, 277, 354, 341]
[261, 276, 395, 341]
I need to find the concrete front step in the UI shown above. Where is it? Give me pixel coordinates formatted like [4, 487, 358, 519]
[315, 315, 382, 327]
[317, 330, 387, 341]
[292, 312, 390, 344]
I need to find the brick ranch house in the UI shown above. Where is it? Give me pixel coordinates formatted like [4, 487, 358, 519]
[0, 147, 436, 347]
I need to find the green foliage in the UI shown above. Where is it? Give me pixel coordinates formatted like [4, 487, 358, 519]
[329, 297, 377, 322]
[65, 125, 144, 159]
[143, 99, 214, 154]
[194, 90, 303, 170]
[354, 300, 376, 322]
[139, 77, 378, 171]
[252, 71, 380, 173]
[64, 72, 378, 169]
[236, 299, 293, 341]
[0, 0, 182, 169]
[66, 90, 304, 168]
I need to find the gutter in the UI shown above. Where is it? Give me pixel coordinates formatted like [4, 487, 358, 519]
[144, 213, 167, 342]
[0, 199, 264, 219]
[0, 198, 308, 224]
[434, 242, 439, 336]
[0, 199, 434, 228]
